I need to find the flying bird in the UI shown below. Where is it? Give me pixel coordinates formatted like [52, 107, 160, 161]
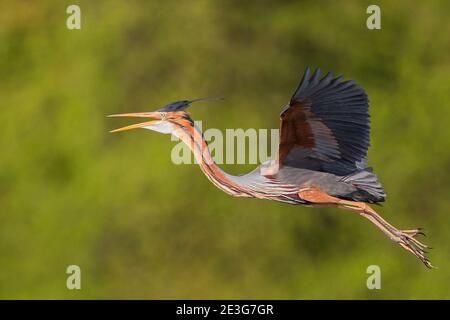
[109, 67, 433, 268]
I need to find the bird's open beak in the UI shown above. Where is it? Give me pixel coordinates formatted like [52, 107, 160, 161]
[108, 112, 163, 133]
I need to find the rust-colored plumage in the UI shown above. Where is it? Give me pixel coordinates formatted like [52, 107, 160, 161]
[279, 102, 316, 163]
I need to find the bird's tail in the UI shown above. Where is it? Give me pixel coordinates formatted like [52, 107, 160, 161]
[342, 168, 385, 203]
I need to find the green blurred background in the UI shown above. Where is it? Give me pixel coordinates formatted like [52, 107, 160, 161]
[1, 0, 449, 299]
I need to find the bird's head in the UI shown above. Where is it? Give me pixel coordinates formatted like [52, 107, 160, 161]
[108, 97, 221, 134]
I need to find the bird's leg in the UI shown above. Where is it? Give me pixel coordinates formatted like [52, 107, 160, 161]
[298, 188, 434, 268]
[340, 202, 433, 268]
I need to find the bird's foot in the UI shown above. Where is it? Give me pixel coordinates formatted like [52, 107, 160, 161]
[395, 229, 435, 269]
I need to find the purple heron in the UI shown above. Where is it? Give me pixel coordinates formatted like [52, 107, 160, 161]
[110, 67, 433, 268]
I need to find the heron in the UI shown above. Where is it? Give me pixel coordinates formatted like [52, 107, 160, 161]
[109, 67, 433, 268]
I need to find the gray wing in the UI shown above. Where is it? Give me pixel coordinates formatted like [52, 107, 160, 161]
[279, 67, 370, 175]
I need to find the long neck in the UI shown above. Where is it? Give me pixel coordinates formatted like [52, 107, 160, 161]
[173, 123, 251, 197]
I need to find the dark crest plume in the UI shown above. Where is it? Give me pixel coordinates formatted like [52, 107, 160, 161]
[157, 97, 224, 112]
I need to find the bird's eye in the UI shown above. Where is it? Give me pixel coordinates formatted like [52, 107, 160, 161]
[158, 112, 167, 120]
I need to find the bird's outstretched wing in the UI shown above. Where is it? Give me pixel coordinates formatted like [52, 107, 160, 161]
[278, 67, 370, 175]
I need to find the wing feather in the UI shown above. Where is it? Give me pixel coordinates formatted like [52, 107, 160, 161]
[279, 67, 370, 175]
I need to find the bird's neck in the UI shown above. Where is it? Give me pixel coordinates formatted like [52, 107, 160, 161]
[173, 124, 250, 197]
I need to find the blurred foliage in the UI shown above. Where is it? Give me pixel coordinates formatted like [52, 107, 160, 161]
[0, 0, 449, 299]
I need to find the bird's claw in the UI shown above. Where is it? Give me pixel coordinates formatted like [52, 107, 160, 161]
[396, 229, 435, 269]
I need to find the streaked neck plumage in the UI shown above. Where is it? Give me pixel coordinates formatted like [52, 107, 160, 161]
[172, 122, 252, 197]
[171, 120, 300, 202]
